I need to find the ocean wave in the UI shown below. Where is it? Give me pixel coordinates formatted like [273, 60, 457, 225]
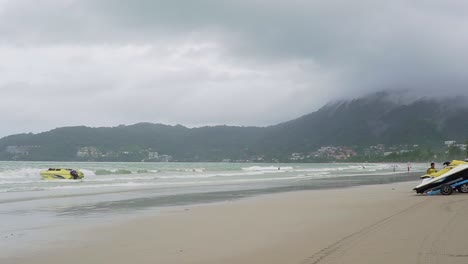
[0, 162, 427, 194]
[242, 166, 293, 171]
[79, 169, 96, 176]
[0, 168, 43, 179]
[0, 173, 317, 193]
[83, 176, 159, 182]
[174, 168, 205, 172]
[95, 169, 133, 175]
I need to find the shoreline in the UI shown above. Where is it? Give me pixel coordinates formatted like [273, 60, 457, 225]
[7, 180, 468, 264]
[0, 169, 421, 260]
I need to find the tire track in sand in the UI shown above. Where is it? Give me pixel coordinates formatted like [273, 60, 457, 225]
[299, 198, 430, 264]
[417, 197, 468, 264]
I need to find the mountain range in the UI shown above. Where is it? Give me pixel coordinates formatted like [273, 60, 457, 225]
[1, 91, 467, 161]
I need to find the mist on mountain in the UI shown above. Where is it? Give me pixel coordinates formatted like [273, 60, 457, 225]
[1, 91, 467, 161]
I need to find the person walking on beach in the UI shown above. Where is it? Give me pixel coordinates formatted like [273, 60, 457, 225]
[426, 162, 437, 175]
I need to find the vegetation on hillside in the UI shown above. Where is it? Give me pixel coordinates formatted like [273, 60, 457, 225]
[1, 93, 467, 162]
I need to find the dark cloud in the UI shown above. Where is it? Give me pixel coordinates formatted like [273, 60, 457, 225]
[0, 0, 467, 137]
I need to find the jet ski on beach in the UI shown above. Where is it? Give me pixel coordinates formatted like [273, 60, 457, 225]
[40, 168, 84, 180]
[414, 160, 468, 195]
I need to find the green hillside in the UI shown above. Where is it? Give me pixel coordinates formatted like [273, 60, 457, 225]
[1, 92, 467, 162]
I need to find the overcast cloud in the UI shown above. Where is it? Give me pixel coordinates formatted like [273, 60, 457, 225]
[1, 0, 467, 137]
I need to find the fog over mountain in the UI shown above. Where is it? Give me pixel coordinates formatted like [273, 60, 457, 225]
[265, 91, 468, 151]
[1, 0, 468, 137]
[1, 91, 467, 161]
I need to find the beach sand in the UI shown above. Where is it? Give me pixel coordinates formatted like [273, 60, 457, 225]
[6, 181, 468, 264]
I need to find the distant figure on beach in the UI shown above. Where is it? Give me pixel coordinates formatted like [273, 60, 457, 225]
[278, 167, 280, 170]
[407, 162, 411, 173]
[426, 162, 437, 175]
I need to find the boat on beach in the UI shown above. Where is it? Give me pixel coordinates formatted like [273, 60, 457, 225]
[40, 168, 85, 180]
[414, 160, 468, 195]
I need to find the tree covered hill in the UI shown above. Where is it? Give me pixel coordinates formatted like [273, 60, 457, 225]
[1, 92, 467, 161]
[263, 92, 468, 153]
[0, 123, 264, 161]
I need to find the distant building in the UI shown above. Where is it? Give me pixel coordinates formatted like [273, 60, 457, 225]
[290, 153, 304, 161]
[342, 147, 357, 158]
[314, 146, 356, 160]
[445, 140, 456, 146]
[6, 146, 31, 155]
[159, 155, 172, 162]
[148, 151, 159, 159]
[76, 146, 100, 158]
[333, 153, 348, 160]
[364, 144, 386, 156]
[454, 144, 467, 151]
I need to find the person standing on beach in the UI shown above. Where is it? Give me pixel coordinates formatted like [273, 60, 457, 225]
[426, 162, 437, 175]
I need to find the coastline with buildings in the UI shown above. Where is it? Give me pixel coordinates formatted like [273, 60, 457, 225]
[4, 140, 467, 163]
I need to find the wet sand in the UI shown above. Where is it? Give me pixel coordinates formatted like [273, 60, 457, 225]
[6, 181, 468, 264]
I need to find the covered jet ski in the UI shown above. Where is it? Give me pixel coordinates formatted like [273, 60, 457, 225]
[40, 168, 84, 180]
[414, 160, 468, 195]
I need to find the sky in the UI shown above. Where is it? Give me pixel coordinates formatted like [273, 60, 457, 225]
[1, 0, 468, 137]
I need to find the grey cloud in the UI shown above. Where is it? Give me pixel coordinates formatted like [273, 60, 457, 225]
[0, 0, 467, 137]
[84, 1, 468, 95]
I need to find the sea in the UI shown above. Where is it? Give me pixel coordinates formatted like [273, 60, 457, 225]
[0, 161, 425, 258]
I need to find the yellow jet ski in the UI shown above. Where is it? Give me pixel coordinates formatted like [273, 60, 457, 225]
[40, 168, 84, 180]
[420, 160, 468, 179]
[415, 160, 468, 195]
